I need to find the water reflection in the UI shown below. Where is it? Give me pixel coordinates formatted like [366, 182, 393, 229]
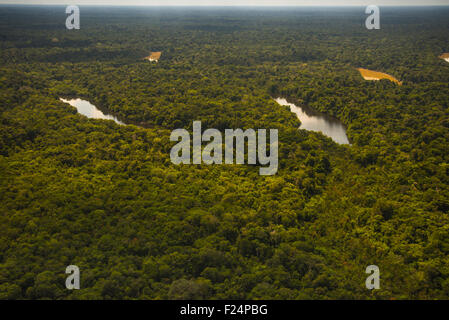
[60, 98, 125, 125]
[275, 98, 349, 145]
[60, 97, 349, 144]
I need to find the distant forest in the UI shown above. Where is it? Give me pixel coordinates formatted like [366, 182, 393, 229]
[0, 6, 448, 299]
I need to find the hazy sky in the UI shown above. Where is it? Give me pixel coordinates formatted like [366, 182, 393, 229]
[1, 0, 448, 5]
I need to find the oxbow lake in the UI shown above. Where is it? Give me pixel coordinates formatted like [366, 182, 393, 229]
[60, 98, 125, 125]
[274, 98, 350, 145]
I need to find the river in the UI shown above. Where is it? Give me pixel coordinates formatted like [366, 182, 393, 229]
[61, 97, 349, 145]
[60, 98, 125, 125]
[274, 98, 349, 145]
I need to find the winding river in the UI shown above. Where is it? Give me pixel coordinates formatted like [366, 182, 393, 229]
[60, 97, 349, 145]
[274, 98, 349, 145]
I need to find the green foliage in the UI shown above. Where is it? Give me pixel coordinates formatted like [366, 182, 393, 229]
[0, 6, 448, 300]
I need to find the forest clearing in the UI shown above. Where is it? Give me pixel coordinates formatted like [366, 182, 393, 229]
[144, 52, 162, 62]
[440, 53, 449, 63]
[357, 68, 402, 85]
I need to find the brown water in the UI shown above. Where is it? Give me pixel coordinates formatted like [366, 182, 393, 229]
[275, 98, 349, 145]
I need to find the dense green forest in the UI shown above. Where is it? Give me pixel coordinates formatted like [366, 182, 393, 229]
[0, 5, 448, 299]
